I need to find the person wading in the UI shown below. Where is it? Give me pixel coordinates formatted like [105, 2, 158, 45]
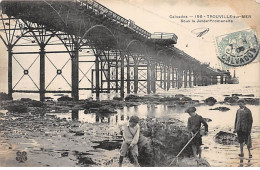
[186, 107, 208, 159]
[119, 116, 140, 167]
[233, 99, 253, 158]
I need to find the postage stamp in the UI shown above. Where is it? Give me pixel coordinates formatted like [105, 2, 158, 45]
[216, 29, 259, 67]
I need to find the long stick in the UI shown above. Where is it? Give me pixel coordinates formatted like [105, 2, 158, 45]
[169, 130, 200, 166]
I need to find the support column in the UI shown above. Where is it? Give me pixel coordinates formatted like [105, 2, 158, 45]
[164, 65, 167, 90]
[189, 70, 192, 88]
[107, 52, 110, 93]
[115, 55, 119, 93]
[151, 63, 156, 93]
[193, 72, 197, 86]
[134, 62, 138, 94]
[72, 43, 79, 101]
[39, 42, 45, 101]
[120, 53, 124, 98]
[167, 66, 171, 90]
[178, 69, 183, 89]
[220, 75, 224, 84]
[160, 66, 163, 88]
[184, 70, 187, 88]
[7, 44, 13, 100]
[127, 57, 130, 94]
[172, 67, 175, 88]
[147, 61, 151, 94]
[95, 54, 100, 100]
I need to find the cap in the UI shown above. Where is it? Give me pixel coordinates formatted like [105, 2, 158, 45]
[129, 116, 139, 123]
[185, 107, 196, 113]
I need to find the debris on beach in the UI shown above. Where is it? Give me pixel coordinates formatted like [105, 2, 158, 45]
[204, 97, 217, 106]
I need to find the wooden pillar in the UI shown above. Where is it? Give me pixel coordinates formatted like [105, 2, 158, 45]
[178, 69, 183, 89]
[39, 42, 45, 101]
[72, 42, 79, 101]
[127, 57, 130, 94]
[120, 54, 124, 98]
[160, 66, 163, 88]
[7, 44, 13, 100]
[95, 54, 100, 100]
[72, 110, 79, 121]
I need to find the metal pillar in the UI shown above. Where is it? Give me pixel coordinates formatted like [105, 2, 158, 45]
[95, 54, 100, 100]
[172, 67, 175, 88]
[220, 75, 224, 84]
[120, 54, 124, 98]
[115, 55, 119, 93]
[184, 70, 187, 88]
[160, 66, 163, 88]
[189, 70, 192, 88]
[39, 42, 45, 101]
[147, 61, 151, 94]
[167, 66, 171, 90]
[127, 57, 130, 94]
[164, 65, 167, 90]
[151, 63, 156, 93]
[7, 44, 13, 99]
[71, 42, 79, 101]
[134, 63, 138, 93]
[107, 52, 111, 93]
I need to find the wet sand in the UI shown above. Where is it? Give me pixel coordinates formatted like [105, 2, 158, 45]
[0, 84, 259, 167]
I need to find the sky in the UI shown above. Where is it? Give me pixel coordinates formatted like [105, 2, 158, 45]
[0, 0, 259, 93]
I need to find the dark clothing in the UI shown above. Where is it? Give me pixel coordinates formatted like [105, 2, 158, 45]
[234, 107, 253, 133]
[188, 114, 208, 133]
[237, 131, 250, 144]
[188, 114, 208, 146]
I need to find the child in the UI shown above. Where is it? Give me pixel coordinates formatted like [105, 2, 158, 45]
[185, 107, 208, 159]
[119, 115, 140, 167]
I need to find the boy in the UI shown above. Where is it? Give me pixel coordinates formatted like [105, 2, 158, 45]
[119, 115, 140, 167]
[233, 99, 253, 158]
[186, 107, 208, 159]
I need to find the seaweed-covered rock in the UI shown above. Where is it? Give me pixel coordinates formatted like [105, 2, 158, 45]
[125, 95, 143, 102]
[210, 107, 230, 112]
[0, 92, 12, 101]
[113, 97, 123, 101]
[224, 96, 239, 103]
[204, 97, 217, 106]
[28, 100, 44, 107]
[244, 98, 260, 105]
[57, 96, 73, 101]
[138, 119, 193, 166]
[6, 103, 28, 113]
[98, 106, 117, 114]
[84, 101, 102, 110]
[214, 131, 238, 145]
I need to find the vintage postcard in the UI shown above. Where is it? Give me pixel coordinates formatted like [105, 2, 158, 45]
[0, 0, 259, 167]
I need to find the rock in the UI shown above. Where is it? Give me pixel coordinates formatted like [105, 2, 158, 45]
[113, 97, 123, 101]
[84, 101, 102, 110]
[232, 94, 242, 97]
[137, 119, 193, 166]
[175, 157, 210, 167]
[0, 92, 12, 101]
[159, 97, 180, 102]
[204, 97, 217, 106]
[61, 152, 69, 157]
[28, 100, 44, 107]
[224, 96, 239, 103]
[214, 131, 238, 145]
[244, 98, 260, 105]
[126, 102, 139, 107]
[20, 98, 33, 102]
[125, 95, 143, 102]
[243, 94, 254, 97]
[57, 96, 73, 101]
[6, 103, 28, 113]
[98, 106, 117, 114]
[210, 107, 230, 112]
[77, 156, 96, 166]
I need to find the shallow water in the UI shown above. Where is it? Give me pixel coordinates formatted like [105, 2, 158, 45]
[1, 84, 260, 167]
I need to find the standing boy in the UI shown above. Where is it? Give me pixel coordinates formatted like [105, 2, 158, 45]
[234, 99, 253, 158]
[119, 115, 140, 167]
[186, 107, 208, 159]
